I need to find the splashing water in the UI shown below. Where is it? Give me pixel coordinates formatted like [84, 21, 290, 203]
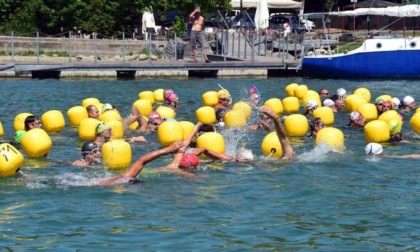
[297, 143, 345, 163]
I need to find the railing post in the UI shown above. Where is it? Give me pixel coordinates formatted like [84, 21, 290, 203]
[251, 32, 255, 63]
[231, 32, 235, 57]
[174, 33, 177, 61]
[238, 31, 241, 58]
[68, 31, 72, 62]
[244, 31, 247, 59]
[11, 31, 14, 64]
[94, 32, 98, 64]
[36, 32, 40, 64]
[122, 32, 126, 63]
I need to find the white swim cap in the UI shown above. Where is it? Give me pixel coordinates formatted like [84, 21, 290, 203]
[306, 100, 318, 110]
[365, 143, 383, 156]
[392, 97, 401, 107]
[236, 147, 254, 161]
[322, 99, 335, 107]
[350, 111, 363, 121]
[337, 88, 346, 97]
[402, 95, 415, 105]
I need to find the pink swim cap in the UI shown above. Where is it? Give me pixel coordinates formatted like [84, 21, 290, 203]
[148, 111, 161, 120]
[179, 154, 199, 169]
[165, 93, 177, 103]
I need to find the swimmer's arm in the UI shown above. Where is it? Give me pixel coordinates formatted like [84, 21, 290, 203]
[126, 136, 147, 143]
[181, 122, 202, 152]
[262, 107, 295, 159]
[125, 105, 140, 126]
[100, 141, 184, 185]
[390, 154, 420, 159]
[194, 147, 234, 161]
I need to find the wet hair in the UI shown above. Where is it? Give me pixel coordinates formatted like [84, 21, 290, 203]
[199, 124, 216, 133]
[24, 115, 38, 131]
[86, 104, 97, 113]
[309, 118, 324, 131]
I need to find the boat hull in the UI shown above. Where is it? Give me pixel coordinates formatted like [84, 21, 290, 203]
[302, 50, 420, 78]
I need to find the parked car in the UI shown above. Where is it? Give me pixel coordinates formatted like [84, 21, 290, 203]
[160, 10, 179, 28]
[231, 11, 256, 29]
[268, 14, 305, 33]
[204, 10, 240, 29]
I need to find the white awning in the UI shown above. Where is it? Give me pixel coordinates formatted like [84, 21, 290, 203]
[327, 4, 420, 17]
[231, 0, 303, 10]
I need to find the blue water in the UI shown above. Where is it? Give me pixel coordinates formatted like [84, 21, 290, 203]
[0, 77, 420, 251]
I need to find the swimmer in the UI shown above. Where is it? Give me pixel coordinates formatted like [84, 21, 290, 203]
[100, 122, 203, 185]
[322, 99, 337, 113]
[388, 120, 409, 143]
[72, 141, 101, 167]
[24, 115, 42, 131]
[365, 143, 419, 158]
[94, 122, 112, 146]
[334, 99, 346, 111]
[348, 111, 365, 128]
[318, 88, 330, 99]
[308, 117, 325, 139]
[192, 146, 254, 163]
[261, 106, 295, 160]
[392, 97, 401, 110]
[375, 98, 392, 115]
[400, 95, 416, 113]
[86, 104, 100, 119]
[305, 100, 318, 117]
[135, 111, 164, 133]
[164, 89, 179, 108]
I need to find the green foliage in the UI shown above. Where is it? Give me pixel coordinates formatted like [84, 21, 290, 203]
[18, 51, 37, 56]
[172, 16, 187, 36]
[45, 51, 68, 57]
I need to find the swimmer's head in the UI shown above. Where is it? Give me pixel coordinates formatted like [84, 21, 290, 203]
[365, 143, 383, 156]
[96, 122, 111, 134]
[81, 141, 100, 158]
[14, 130, 27, 144]
[179, 153, 200, 169]
[102, 103, 113, 113]
[236, 147, 254, 161]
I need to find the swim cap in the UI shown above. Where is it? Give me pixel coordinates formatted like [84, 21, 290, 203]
[382, 100, 392, 107]
[102, 103, 113, 113]
[14, 130, 27, 144]
[392, 97, 401, 107]
[179, 153, 199, 169]
[81, 141, 99, 157]
[165, 93, 177, 103]
[365, 143, 383, 156]
[236, 147, 254, 161]
[164, 89, 174, 100]
[402, 95, 415, 105]
[375, 98, 384, 105]
[350, 111, 363, 121]
[388, 120, 402, 135]
[148, 111, 161, 120]
[96, 122, 111, 134]
[164, 118, 177, 122]
[322, 99, 335, 107]
[306, 100, 318, 110]
[337, 88, 346, 97]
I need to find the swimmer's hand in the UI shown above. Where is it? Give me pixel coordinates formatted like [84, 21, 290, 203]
[166, 141, 185, 153]
[191, 147, 206, 156]
[130, 136, 147, 142]
[261, 106, 279, 120]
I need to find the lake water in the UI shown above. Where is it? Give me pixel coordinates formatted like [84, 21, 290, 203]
[0, 77, 419, 251]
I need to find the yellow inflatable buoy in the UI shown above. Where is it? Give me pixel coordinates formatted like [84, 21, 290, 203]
[78, 118, 100, 141]
[264, 98, 283, 116]
[294, 84, 308, 99]
[315, 127, 345, 151]
[354, 87, 371, 103]
[67, 106, 88, 127]
[196, 106, 216, 124]
[82, 97, 100, 108]
[302, 93, 321, 111]
[284, 114, 308, 137]
[157, 121, 183, 146]
[313, 107, 334, 126]
[282, 97, 300, 114]
[139, 91, 155, 104]
[41, 110, 66, 133]
[133, 99, 152, 117]
[179, 121, 195, 140]
[409, 112, 420, 134]
[102, 140, 132, 170]
[202, 91, 219, 107]
[285, 83, 299, 97]
[154, 89, 165, 103]
[224, 110, 247, 128]
[261, 131, 283, 158]
[197, 132, 225, 154]
[0, 143, 24, 177]
[156, 105, 175, 119]
[0, 121, 3, 137]
[364, 120, 390, 143]
[378, 110, 403, 125]
[107, 120, 124, 139]
[357, 103, 378, 123]
[232, 101, 252, 119]
[21, 128, 52, 158]
[99, 110, 122, 122]
[14, 112, 33, 131]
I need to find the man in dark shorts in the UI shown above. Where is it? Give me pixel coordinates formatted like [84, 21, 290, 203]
[189, 7, 210, 63]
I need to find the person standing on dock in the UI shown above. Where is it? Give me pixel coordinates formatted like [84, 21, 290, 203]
[189, 7, 210, 63]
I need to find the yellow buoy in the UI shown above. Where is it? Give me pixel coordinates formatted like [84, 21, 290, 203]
[67, 106, 88, 127]
[313, 107, 334, 126]
[21, 128, 52, 158]
[78, 118, 100, 141]
[282, 97, 300, 113]
[154, 89, 165, 103]
[364, 120, 390, 143]
[133, 99, 152, 117]
[0, 143, 24, 177]
[197, 132, 225, 154]
[107, 120, 124, 139]
[315, 127, 345, 151]
[139, 91, 155, 104]
[196, 106, 216, 124]
[99, 110, 122, 122]
[0, 121, 3, 137]
[179, 121, 195, 140]
[378, 110, 403, 125]
[261, 131, 283, 158]
[344, 94, 360, 112]
[347, 95, 367, 112]
[285, 83, 299, 97]
[294, 84, 308, 99]
[409, 112, 420, 134]
[41, 110, 65, 133]
[157, 121, 183, 146]
[357, 103, 378, 123]
[284, 114, 308, 137]
[224, 110, 246, 128]
[101, 140, 132, 170]
[264, 98, 283, 116]
[302, 91, 321, 110]
[13, 112, 33, 131]
[354, 87, 371, 102]
[232, 101, 252, 119]
[202, 91, 219, 107]
[156, 105, 175, 119]
[82, 97, 100, 108]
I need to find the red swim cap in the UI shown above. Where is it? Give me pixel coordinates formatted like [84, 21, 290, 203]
[179, 153, 199, 169]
